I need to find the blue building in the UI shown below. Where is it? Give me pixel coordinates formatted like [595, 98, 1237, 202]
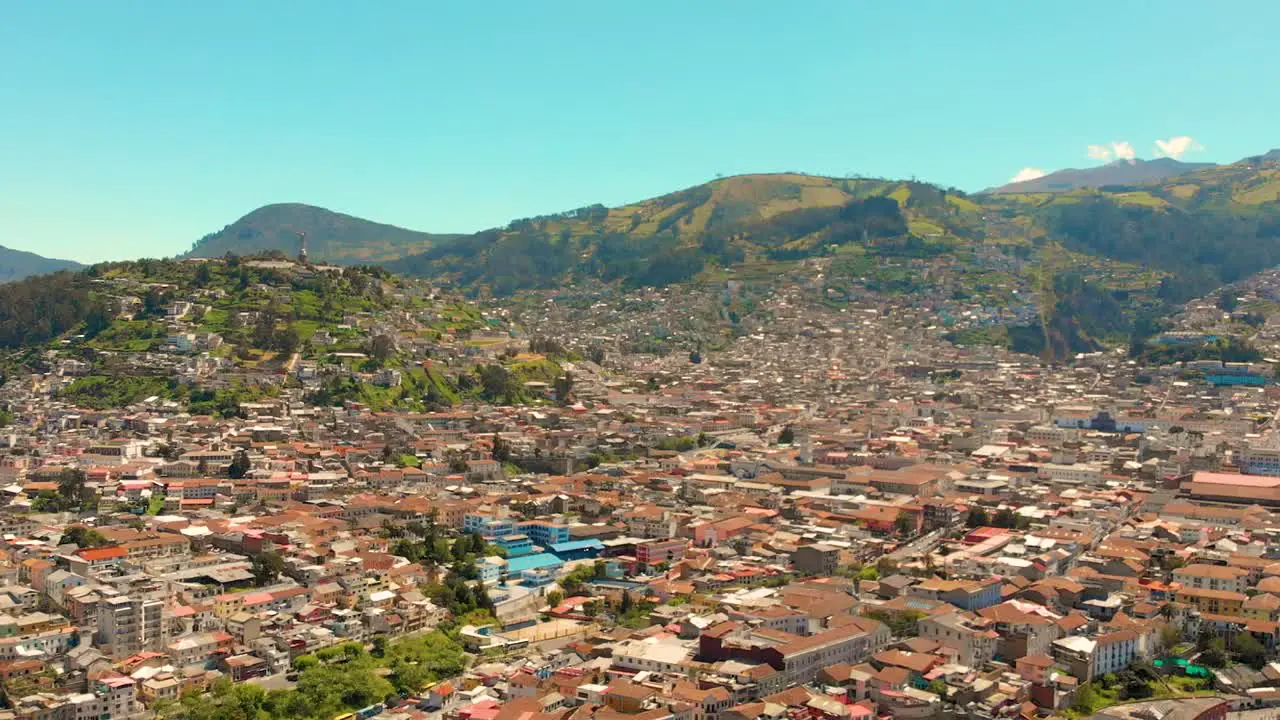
[503, 552, 564, 584]
[520, 567, 559, 587]
[464, 514, 515, 538]
[549, 539, 604, 562]
[478, 556, 506, 585]
[1206, 374, 1267, 387]
[495, 533, 535, 558]
[519, 521, 571, 546]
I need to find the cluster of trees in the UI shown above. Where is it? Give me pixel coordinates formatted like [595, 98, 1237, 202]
[228, 450, 252, 479]
[553, 372, 573, 404]
[250, 551, 284, 586]
[389, 525, 494, 572]
[250, 307, 301, 355]
[1198, 628, 1268, 669]
[62, 526, 108, 548]
[0, 271, 107, 350]
[654, 435, 700, 452]
[864, 609, 925, 637]
[31, 469, 92, 513]
[62, 377, 276, 416]
[507, 203, 609, 230]
[965, 506, 1028, 530]
[1038, 271, 1129, 359]
[187, 384, 274, 419]
[169, 632, 465, 720]
[423, 566, 496, 619]
[473, 364, 517, 403]
[560, 560, 607, 595]
[527, 337, 569, 358]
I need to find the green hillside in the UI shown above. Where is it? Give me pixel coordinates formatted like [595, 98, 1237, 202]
[387, 174, 994, 294]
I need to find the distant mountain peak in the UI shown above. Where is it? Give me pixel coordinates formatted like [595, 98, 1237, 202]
[985, 156, 1215, 194]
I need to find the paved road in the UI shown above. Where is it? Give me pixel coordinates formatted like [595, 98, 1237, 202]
[247, 672, 296, 691]
[888, 529, 945, 562]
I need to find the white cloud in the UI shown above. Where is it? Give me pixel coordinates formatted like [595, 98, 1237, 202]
[1009, 167, 1047, 183]
[1155, 135, 1202, 159]
[1086, 141, 1137, 162]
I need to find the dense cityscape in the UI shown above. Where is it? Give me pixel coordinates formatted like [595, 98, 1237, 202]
[0, 241, 1279, 720]
[3, 7, 1279, 720]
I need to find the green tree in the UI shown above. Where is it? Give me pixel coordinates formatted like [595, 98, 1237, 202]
[1201, 636, 1228, 668]
[274, 326, 300, 355]
[992, 508, 1018, 528]
[894, 512, 915, 536]
[1233, 631, 1268, 669]
[252, 551, 284, 586]
[966, 507, 990, 528]
[62, 526, 107, 548]
[777, 425, 795, 445]
[476, 364, 513, 402]
[371, 334, 396, 364]
[228, 450, 251, 479]
[554, 372, 574, 404]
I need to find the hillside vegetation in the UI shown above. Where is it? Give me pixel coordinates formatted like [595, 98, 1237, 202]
[387, 174, 988, 294]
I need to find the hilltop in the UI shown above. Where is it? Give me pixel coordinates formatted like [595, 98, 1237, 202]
[185, 203, 461, 265]
[0, 244, 81, 283]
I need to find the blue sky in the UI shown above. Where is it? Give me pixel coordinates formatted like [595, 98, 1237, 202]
[2, 1, 1277, 262]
